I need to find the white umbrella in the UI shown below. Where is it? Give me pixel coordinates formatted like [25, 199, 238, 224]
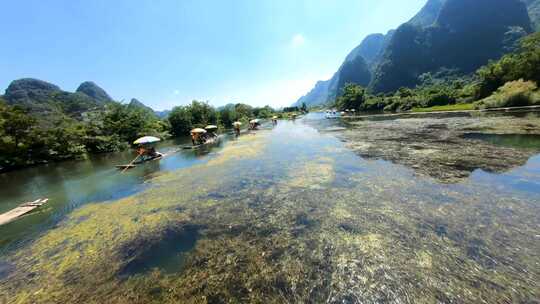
[133, 136, 161, 145]
[191, 128, 207, 134]
[249, 119, 260, 124]
[205, 125, 218, 130]
[233, 121, 242, 126]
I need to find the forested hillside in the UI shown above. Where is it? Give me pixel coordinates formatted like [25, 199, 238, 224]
[372, 0, 531, 92]
[296, 0, 538, 106]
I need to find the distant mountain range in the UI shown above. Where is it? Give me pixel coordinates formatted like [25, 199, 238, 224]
[294, 0, 539, 107]
[1, 78, 169, 118]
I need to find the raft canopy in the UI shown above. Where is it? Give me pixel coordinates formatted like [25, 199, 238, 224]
[272, 116, 278, 119]
[133, 136, 161, 145]
[233, 121, 242, 126]
[191, 128, 207, 134]
[249, 119, 260, 124]
[205, 125, 218, 130]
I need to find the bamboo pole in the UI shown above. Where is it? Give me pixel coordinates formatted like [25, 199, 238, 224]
[121, 153, 141, 173]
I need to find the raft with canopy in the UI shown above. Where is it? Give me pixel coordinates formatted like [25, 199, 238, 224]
[249, 119, 261, 130]
[184, 128, 220, 149]
[116, 136, 163, 171]
[205, 125, 219, 140]
[133, 136, 161, 145]
[191, 128, 207, 134]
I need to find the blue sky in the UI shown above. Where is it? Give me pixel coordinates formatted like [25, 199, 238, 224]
[0, 0, 426, 110]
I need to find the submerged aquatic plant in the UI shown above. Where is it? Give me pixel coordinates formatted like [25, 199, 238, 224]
[0, 119, 539, 303]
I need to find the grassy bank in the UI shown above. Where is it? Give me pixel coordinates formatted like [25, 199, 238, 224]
[411, 103, 475, 113]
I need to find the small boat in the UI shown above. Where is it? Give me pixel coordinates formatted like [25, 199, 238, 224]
[0, 198, 49, 226]
[116, 136, 164, 171]
[115, 154, 163, 170]
[183, 135, 221, 149]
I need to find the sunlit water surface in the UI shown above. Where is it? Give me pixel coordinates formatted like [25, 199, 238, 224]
[0, 113, 539, 303]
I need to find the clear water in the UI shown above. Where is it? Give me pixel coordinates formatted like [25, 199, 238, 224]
[0, 135, 225, 251]
[462, 133, 540, 150]
[0, 114, 539, 303]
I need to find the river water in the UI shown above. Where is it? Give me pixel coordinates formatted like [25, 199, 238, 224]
[0, 113, 539, 303]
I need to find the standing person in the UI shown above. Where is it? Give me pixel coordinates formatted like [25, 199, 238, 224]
[249, 119, 260, 130]
[190, 129, 207, 146]
[233, 122, 242, 136]
[205, 125, 219, 139]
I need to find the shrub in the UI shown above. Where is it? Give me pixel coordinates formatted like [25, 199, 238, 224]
[476, 79, 539, 109]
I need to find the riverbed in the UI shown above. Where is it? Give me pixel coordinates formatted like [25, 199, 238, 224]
[0, 112, 539, 303]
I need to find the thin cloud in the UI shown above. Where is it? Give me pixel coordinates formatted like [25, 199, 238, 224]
[291, 34, 306, 48]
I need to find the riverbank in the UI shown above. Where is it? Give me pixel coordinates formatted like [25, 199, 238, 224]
[341, 104, 540, 120]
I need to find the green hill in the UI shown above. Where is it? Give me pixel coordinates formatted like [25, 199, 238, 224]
[296, 0, 538, 106]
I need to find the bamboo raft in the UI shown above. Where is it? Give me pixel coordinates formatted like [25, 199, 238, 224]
[182, 136, 221, 150]
[0, 198, 49, 226]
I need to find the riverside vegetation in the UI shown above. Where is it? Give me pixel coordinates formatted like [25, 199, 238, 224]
[332, 32, 540, 113]
[0, 82, 279, 172]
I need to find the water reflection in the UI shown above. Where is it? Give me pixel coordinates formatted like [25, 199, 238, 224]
[0, 115, 539, 303]
[312, 111, 540, 183]
[0, 135, 228, 251]
[462, 133, 540, 150]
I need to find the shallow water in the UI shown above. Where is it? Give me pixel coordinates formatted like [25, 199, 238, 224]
[0, 136, 224, 251]
[462, 133, 540, 149]
[0, 114, 539, 303]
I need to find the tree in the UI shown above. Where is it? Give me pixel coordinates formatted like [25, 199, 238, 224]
[168, 100, 219, 136]
[336, 83, 366, 110]
[190, 100, 218, 127]
[218, 105, 238, 127]
[0, 105, 36, 149]
[234, 103, 254, 119]
[476, 32, 540, 98]
[168, 106, 193, 136]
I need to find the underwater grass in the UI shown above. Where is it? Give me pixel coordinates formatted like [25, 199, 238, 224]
[0, 121, 539, 303]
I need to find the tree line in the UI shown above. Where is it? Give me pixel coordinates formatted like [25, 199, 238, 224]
[167, 101, 278, 136]
[0, 96, 281, 171]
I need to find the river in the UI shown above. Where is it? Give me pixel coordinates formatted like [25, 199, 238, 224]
[0, 112, 539, 303]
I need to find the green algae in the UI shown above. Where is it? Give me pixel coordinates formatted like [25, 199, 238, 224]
[285, 157, 335, 189]
[0, 119, 539, 303]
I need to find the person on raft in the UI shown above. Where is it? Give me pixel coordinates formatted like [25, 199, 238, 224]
[137, 145, 163, 161]
[204, 125, 219, 139]
[190, 129, 206, 146]
[233, 122, 242, 136]
[249, 119, 260, 130]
